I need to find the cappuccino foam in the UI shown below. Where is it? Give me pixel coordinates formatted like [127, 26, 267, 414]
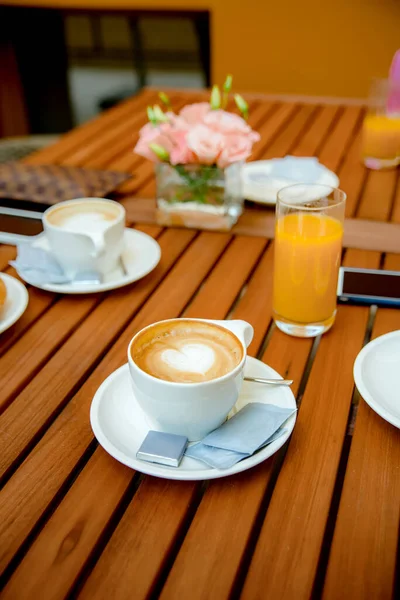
[47, 201, 118, 234]
[131, 320, 243, 383]
[55, 212, 112, 234]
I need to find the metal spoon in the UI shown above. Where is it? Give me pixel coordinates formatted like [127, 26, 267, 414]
[244, 376, 293, 386]
[119, 256, 128, 277]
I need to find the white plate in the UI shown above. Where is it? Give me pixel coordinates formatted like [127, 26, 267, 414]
[354, 330, 400, 429]
[20, 228, 161, 294]
[0, 273, 29, 334]
[90, 357, 297, 481]
[242, 157, 340, 205]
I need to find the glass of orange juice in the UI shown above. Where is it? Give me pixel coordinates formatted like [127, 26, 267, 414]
[273, 184, 346, 337]
[362, 79, 400, 170]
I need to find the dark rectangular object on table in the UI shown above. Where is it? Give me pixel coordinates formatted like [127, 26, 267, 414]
[0, 161, 131, 206]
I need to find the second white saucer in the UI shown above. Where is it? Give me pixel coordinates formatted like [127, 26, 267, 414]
[242, 157, 339, 204]
[0, 273, 29, 334]
[90, 357, 297, 481]
[20, 228, 161, 294]
[354, 330, 400, 429]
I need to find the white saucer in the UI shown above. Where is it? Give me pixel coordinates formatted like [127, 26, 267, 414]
[90, 357, 297, 481]
[20, 228, 161, 294]
[0, 273, 29, 334]
[242, 157, 340, 204]
[354, 330, 400, 429]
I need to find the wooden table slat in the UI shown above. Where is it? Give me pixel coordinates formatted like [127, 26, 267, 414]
[70, 95, 189, 171]
[0, 246, 16, 272]
[358, 169, 398, 222]
[318, 106, 363, 173]
[78, 475, 199, 600]
[0, 294, 99, 413]
[23, 89, 157, 166]
[262, 104, 319, 159]
[291, 105, 340, 157]
[391, 175, 400, 222]
[1, 447, 135, 600]
[0, 282, 57, 359]
[247, 102, 299, 159]
[183, 236, 267, 318]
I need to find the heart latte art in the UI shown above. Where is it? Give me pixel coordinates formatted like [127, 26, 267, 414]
[131, 320, 243, 383]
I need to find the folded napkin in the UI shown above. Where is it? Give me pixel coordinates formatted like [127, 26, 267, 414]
[185, 402, 296, 469]
[0, 162, 130, 205]
[10, 245, 100, 285]
[270, 156, 322, 182]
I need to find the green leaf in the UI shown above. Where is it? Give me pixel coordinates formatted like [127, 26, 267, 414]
[153, 104, 168, 122]
[158, 91, 170, 107]
[222, 74, 233, 108]
[234, 94, 249, 119]
[149, 143, 170, 161]
[147, 106, 156, 124]
[223, 74, 233, 93]
[210, 85, 221, 109]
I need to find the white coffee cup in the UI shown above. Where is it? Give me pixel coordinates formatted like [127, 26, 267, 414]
[43, 198, 125, 278]
[127, 318, 254, 441]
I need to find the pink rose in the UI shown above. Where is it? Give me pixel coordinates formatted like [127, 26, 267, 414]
[169, 129, 196, 165]
[204, 109, 252, 135]
[249, 131, 261, 143]
[137, 113, 186, 141]
[180, 102, 210, 125]
[134, 128, 174, 162]
[137, 121, 158, 141]
[217, 134, 254, 168]
[134, 125, 160, 161]
[134, 105, 260, 165]
[187, 125, 224, 165]
[164, 112, 188, 131]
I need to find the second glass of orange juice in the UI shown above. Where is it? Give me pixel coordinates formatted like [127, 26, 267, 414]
[362, 79, 400, 170]
[273, 184, 346, 337]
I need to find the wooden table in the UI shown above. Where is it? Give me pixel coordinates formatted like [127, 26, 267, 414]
[1, 90, 400, 600]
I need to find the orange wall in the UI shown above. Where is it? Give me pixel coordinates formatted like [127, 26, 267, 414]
[3, 0, 400, 97]
[213, 0, 400, 98]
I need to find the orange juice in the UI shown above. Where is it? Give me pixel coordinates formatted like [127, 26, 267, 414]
[362, 114, 400, 169]
[273, 213, 343, 325]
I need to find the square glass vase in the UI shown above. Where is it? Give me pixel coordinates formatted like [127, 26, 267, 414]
[155, 162, 244, 231]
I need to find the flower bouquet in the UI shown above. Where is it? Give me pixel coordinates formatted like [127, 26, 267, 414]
[134, 76, 260, 230]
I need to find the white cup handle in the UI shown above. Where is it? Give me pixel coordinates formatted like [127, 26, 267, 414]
[209, 319, 254, 348]
[87, 232, 106, 257]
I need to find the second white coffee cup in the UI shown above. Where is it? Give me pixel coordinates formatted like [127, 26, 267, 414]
[127, 318, 254, 441]
[43, 197, 125, 278]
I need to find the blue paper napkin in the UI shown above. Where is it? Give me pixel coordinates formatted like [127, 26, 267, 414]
[185, 402, 296, 469]
[271, 156, 321, 182]
[10, 245, 100, 285]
